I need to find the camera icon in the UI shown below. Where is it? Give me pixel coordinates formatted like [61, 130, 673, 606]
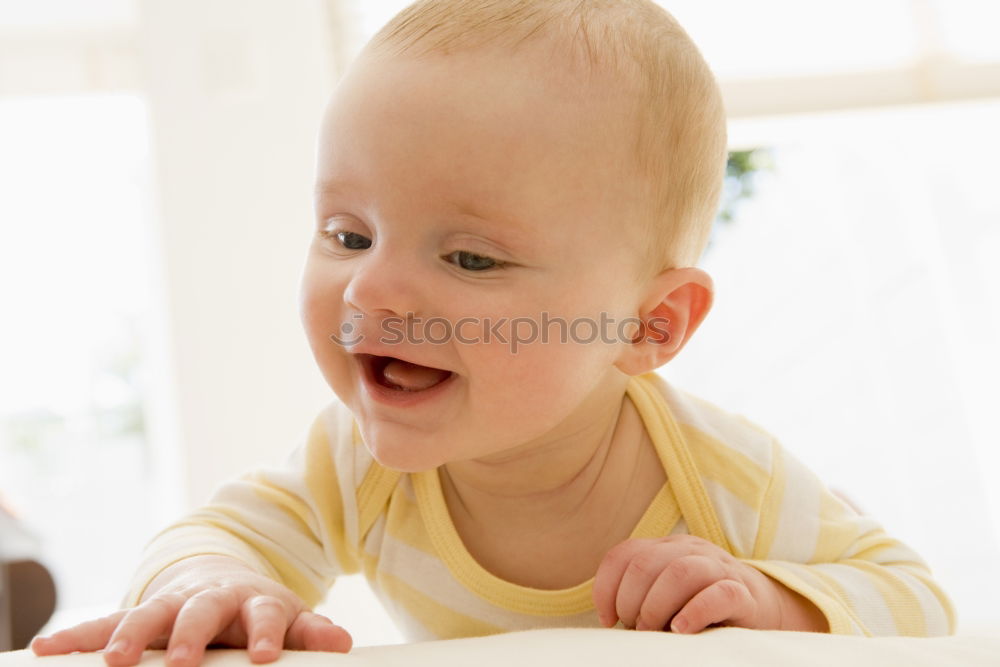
[329, 313, 365, 346]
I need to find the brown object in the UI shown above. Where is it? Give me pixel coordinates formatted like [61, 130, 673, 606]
[0, 502, 58, 651]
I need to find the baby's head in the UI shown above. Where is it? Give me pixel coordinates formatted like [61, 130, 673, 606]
[367, 0, 726, 278]
[300, 0, 726, 471]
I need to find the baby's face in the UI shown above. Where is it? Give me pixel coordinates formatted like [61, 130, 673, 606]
[301, 43, 650, 471]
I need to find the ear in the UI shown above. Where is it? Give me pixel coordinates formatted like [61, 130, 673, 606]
[613, 267, 714, 376]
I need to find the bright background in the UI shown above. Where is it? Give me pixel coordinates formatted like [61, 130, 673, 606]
[0, 0, 997, 646]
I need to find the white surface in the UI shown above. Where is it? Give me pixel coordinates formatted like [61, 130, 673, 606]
[5, 628, 1000, 667]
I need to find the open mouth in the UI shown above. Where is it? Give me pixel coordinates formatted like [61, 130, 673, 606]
[357, 353, 454, 393]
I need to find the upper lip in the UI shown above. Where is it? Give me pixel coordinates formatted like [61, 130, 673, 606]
[346, 344, 451, 373]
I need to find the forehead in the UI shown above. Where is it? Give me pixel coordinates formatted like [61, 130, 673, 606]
[315, 46, 644, 243]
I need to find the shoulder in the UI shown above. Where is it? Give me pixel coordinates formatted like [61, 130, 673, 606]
[311, 398, 379, 489]
[309, 398, 402, 539]
[639, 372, 779, 476]
[635, 373, 786, 556]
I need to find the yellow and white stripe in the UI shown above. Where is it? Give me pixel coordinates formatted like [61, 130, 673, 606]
[123, 372, 955, 638]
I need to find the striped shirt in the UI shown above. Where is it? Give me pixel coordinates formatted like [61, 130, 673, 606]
[124, 371, 955, 638]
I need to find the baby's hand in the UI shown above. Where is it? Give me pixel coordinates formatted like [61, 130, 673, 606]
[30, 555, 352, 667]
[593, 535, 785, 634]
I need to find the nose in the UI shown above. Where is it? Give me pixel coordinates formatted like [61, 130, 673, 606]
[341, 241, 421, 320]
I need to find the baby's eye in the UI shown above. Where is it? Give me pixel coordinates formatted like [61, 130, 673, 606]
[446, 250, 505, 272]
[334, 230, 371, 250]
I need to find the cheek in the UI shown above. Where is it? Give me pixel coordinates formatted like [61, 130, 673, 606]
[451, 285, 629, 375]
[456, 344, 612, 458]
[299, 263, 362, 402]
[299, 258, 348, 354]
[468, 328, 617, 417]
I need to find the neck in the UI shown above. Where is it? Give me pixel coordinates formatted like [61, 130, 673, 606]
[441, 370, 641, 526]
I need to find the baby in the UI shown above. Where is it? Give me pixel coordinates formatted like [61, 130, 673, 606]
[32, 0, 954, 665]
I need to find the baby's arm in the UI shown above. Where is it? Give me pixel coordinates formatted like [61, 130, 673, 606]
[733, 440, 956, 636]
[594, 440, 955, 636]
[32, 410, 364, 664]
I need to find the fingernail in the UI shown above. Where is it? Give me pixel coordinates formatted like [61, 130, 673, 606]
[108, 640, 130, 655]
[255, 639, 276, 652]
[170, 645, 190, 662]
[671, 617, 687, 633]
[635, 620, 648, 631]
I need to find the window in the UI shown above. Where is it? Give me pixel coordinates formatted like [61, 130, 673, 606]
[0, 93, 170, 628]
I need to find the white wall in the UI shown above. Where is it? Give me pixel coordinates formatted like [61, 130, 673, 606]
[135, 0, 342, 507]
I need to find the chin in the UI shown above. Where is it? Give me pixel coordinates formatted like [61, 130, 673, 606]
[368, 447, 443, 474]
[359, 429, 448, 474]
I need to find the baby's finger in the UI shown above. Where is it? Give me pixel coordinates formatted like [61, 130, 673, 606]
[165, 589, 241, 667]
[241, 596, 293, 664]
[615, 543, 725, 629]
[31, 610, 128, 656]
[104, 593, 189, 667]
[632, 558, 718, 631]
[670, 578, 755, 634]
[618, 552, 723, 630]
[285, 612, 352, 653]
[593, 538, 658, 626]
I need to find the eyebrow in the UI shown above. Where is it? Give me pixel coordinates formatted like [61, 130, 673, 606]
[313, 181, 535, 256]
[314, 180, 353, 196]
[454, 204, 527, 233]
[316, 182, 522, 229]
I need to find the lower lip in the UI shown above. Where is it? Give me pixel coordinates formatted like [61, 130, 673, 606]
[358, 357, 458, 407]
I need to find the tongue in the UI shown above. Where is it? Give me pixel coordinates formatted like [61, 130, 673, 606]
[382, 358, 450, 391]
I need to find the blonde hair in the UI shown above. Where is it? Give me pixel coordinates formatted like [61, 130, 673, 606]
[366, 0, 727, 277]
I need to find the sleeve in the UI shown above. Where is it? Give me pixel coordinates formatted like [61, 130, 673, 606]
[121, 404, 366, 610]
[739, 439, 957, 637]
